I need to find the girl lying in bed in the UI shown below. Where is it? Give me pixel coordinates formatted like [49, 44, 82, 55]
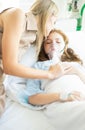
[18, 29, 85, 108]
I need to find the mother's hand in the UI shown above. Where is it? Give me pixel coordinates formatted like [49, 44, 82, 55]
[49, 62, 68, 79]
[49, 62, 73, 79]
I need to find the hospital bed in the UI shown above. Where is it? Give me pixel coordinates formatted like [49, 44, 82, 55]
[0, 30, 85, 130]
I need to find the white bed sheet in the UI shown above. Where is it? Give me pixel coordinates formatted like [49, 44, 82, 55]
[44, 101, 85, 130]
[0, 97, 55, 130]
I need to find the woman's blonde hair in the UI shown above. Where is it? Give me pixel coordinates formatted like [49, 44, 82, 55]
[30, 0, 58, 55]
[38, 29, 83, 64]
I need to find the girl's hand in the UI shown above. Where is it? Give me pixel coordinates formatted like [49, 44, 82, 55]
[67, 91, 85, 101]
[60, 91, 85, 102]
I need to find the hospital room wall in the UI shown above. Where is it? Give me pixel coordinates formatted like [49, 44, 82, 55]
[0, 0, 85, 31]
[19, 0, 85, 32]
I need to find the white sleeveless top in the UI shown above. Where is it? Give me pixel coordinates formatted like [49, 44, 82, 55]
[0, 9, 38, 79]
[0, 9, 38, 60]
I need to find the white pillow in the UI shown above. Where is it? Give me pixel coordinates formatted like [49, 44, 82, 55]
[43, 75, 85, 95]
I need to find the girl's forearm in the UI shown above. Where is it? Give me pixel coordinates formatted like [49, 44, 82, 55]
[29, 93, 60, 105]
[29, 91, 84, 105]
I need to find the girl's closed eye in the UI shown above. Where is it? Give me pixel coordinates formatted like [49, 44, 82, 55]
[55, 39, 61, 44]
[45, 39, 52, 44]
[56, 41, 61, 44]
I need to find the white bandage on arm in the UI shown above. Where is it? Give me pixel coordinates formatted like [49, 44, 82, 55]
[60, 92, 71, 101]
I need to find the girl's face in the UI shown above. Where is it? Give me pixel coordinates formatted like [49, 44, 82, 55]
[44, 32, 65, 59]
[46, 14, 57, 36]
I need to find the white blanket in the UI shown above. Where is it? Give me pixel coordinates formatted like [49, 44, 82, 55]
[0, 98, 55, 130]
[44, 101, 85, 130]
[42, 74, 85, 94]
[42, 74, 85, 130]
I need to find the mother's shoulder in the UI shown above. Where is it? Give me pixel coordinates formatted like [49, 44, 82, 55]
[1, 8, 25, 21]
[1, 8, 25, 29]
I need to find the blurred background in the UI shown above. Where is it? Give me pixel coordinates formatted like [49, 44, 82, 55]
[0, 0, 85, 31]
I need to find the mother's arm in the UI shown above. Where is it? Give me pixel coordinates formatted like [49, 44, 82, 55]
[1, 8, 58, 79]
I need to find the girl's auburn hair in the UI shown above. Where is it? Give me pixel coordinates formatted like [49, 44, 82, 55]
[38, 29, 83, 64]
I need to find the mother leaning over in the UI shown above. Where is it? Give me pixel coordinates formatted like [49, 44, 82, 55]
[0, 0, 72, 116]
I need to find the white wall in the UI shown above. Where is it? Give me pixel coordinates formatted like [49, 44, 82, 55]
[0, 0, 20, 12]
[53, 0, 69, 19]
[0, 0, 84, 32]
[19, 0, 35, 12]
